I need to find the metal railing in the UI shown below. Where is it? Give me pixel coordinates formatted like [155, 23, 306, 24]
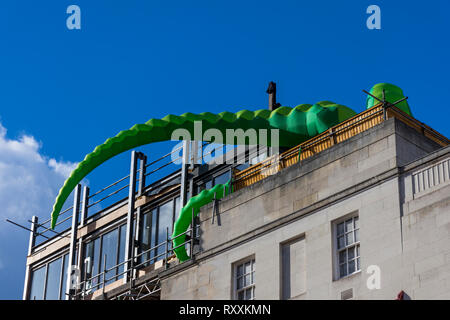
[73, 221, 197, 300]
[30, 140, 228, 248]
[232, 104, 450, 191]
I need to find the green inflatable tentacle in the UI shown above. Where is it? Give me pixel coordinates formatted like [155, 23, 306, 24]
[50, 83, 410, 232]
[50, 102, 356, 228]
[172, 181, 232, 262]
[366, 83, 412, 116]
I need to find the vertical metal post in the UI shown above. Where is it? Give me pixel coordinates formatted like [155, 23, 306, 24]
[212, 192, 217, 224]
[138, 155, 147, 196]
[66, 184, 81, 300]
[102, 254, 107, 295]
[77, 186, 89, 286]
[191, 140, 199, 166]
[180, 140, 190, 207]
[190, 207, 195, 259]
[124, 151, 138, 283]
[382, 89, 387, 120]
[165, 227, 169, 270]
[189, 140, 198, 199]
[82, 261, 88, 299]
[22, 215, 38, 300]
[229, 166, 234, 195]
[134, 154, 147, 264]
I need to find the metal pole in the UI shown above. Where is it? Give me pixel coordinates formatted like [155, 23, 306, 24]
[165, 227, 169, 270]
[77, 186, 89, 286]
[124, 151, 138, 283]
[180, 140, 190, 207]
[66, 184, 81, 300]
[82, 261, 88, 299]
[102, 254, 107, 295]
[229, 166, 234, 195]
[212, 192, 217, 224]
[22, 216, 38, 300]
[191, 140, 199, 166]
[190, 207, 195, 259]
[134, 154, 147, 268]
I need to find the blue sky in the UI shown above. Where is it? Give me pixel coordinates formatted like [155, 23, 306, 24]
[0, 0, 449, 299]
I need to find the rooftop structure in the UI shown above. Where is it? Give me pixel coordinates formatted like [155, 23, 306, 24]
[21, 84, 450, 300]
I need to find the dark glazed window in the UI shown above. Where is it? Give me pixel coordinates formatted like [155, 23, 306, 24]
[45, 258, 62, 300]
[29, 266, 46, 300]
[101, 228, 119, 284]
[60, 253, 69, 300]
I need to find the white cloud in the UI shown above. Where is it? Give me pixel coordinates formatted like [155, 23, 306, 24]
[0, 122, 78, 233]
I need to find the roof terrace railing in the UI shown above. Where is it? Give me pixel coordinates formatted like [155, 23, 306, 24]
[30, 140, 224, 248]
[232, 104, 450, 192]
[71, 218, 197, 300]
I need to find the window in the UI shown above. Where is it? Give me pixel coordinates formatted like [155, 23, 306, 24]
[281, 236, 306, 299]
[101, 228, 119, 284]
[45, 257, 63, 300]
[157, 200, 174, 258]
[335, 215, 360, 279]
[250, 146, 269, 165]
[196, 170, 231, 195]
[29, 266, 46, 300]
[214, 171, 231, 186]
[60, 253, 69, 300]
[84, 224, 125, 291]
[139, 197, 179, 266]
[234, 258, 255, 300]
[28, 253, 70, 300]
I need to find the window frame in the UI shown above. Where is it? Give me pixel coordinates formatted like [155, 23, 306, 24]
[83, 221, 126, 291]
[333, 213, 360, 280]
[28, 249, 69, 300]
[232, 256, 256, 300]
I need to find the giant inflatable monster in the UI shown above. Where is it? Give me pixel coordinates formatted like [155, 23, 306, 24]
[50, 83, 411, 261]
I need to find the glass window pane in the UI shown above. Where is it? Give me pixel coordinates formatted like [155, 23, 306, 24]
[237, 291, 244, 300]
[236, 163, 249, 171]
[205, 179, 213, 189]
[338, 236, 345, 249]
[251, 271, 255, 284]
[346, 232, 354, 246]
[339, 264, 347, 278]
[60, 253, 69, 300]
[339, 250, 347, 264]
[354, 217, 359, 229]
[354, 229, 359, 242]
[357, 257, 360, 271]
[245, 288, 252, 300]
[348, 259, 355, 274]
[29, 266, 46, 300]
[345, 219, 353, 232]
[348, 247, 355, 260]
[244, 262, 251, 274]
[174, 197, 181, 222]
[214, 172, 231, 186]
[157, 201, 174, 260]
[237, 277, 243, 290]
[45, 258, 62, 300]
[101, 229, 119, 284]
[337, 222, 345, 236]
[151, 209, 158, 261]
[92, 237, 101, 287]
[356, 245, 360, 257]
[237, 265, 243, 277]
[244, 274, 251, 287]
[140, 211, 152, 266]
[118, 224, 126, 279]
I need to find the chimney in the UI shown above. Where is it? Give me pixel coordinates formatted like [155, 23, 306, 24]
[266, 81, 280, 111]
